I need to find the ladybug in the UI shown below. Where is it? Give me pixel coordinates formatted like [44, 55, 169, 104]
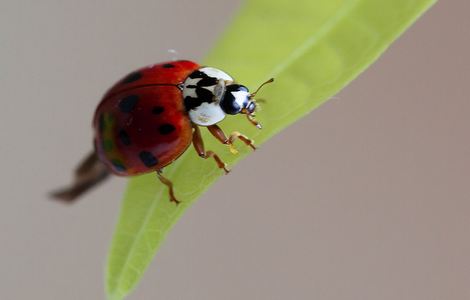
[52, 60, 273, 204]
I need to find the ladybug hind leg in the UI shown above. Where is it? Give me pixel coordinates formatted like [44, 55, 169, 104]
[207, 124, 256, 154]
[156, 170, 180, 205]
[51, 151, 110, 202]
[192, 124, 230, 174]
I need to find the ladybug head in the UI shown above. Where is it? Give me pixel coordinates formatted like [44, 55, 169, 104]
[220, 84, 252, 115]
[219, 78, 274, 129]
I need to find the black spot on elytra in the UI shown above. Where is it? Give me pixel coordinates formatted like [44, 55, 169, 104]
[152, 106, 164, 115]
[122, 71, 142, 84]
[158, 123, 175, 135]
[162, 63, 175, 68]
[118, 95, 139, 113]
[139, 151, 158, 167]
[118, 129, 131, 145]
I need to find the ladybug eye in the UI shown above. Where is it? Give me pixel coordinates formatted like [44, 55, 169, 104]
[246, 101, 256, 114]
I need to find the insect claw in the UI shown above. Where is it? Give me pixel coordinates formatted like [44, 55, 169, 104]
[229, 144, 239, 155]
[171, 198, 181, 205]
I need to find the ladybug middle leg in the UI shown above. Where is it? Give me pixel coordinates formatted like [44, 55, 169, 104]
[156, 170, 180, 205]
[192, 124, 230, 174]
[207, 124, 256, 154]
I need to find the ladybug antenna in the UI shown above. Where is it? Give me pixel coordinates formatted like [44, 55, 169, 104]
[251, 78, 274, 98]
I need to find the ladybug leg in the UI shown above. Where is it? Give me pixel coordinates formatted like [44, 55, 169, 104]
[74, 150, 102, 177]
[192, 124, 230, 174]
[207, 124, 256, 154]
[156, 170, 180, 205]
[51, 151, 110, 202]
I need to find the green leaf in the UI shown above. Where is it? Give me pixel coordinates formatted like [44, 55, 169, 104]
[106, 0, 436, 299]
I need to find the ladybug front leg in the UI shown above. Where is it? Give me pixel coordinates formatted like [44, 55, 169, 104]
[207, 124, 256, 154]
[156, 170, 180, 205]
[192, 124, 230, 174]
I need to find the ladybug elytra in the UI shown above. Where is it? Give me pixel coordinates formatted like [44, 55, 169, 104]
[53, 60, 273, 204]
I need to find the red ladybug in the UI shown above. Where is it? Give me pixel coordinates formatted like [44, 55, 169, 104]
[52, 60, 273, 204]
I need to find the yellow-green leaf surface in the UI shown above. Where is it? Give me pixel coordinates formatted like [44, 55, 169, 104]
[106, 0, 436, 299]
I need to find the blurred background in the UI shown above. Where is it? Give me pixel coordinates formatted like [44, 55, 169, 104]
[1, 0, 469, 299]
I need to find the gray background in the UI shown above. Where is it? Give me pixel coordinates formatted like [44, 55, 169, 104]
[1, 0, 469, 299]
